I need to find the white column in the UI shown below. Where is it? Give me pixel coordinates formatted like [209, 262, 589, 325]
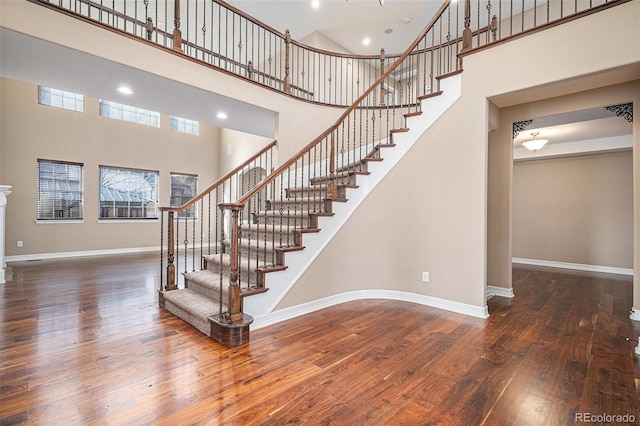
[0, 185, 12, 284]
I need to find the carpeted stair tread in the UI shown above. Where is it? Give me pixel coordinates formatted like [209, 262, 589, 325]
[184, 269, 230, 302]
[163, 288, 225, 336]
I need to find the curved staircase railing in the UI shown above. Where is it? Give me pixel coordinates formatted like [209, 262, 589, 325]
[218, 0, 461, 324]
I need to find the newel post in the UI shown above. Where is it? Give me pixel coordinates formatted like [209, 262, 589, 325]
[284, 29, 291, 94]
[461, 0, 472, 52]
[166, 211, 177, 291]
[379, 48, 386, 106]
[226, 208, 243, 323]
[172, 0, 183, 52]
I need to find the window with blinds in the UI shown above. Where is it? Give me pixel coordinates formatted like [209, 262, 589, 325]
[99, 166, 159, 219]
[170, 173, 198, 218]
[37, 159, 84, 220]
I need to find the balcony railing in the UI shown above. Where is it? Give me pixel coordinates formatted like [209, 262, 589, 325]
[30, 0, 627, 108]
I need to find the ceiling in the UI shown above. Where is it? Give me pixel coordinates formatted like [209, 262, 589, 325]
[226, 0, 443, 56]
[0, 0, 634, 152]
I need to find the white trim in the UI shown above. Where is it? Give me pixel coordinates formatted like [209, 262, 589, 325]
[6, 245, 160, 263]
[512, 257, 633, 276]
[97, 219, 160, 224]
[631, 308, 640, 322]
[635, 341, 640, 356]
[250, 289, 489, 330]
[36, 220, 85, 224]
[487, 285, 515, 299]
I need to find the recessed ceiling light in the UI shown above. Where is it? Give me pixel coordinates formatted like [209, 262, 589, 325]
[311, 0, 319, 8]
[217, 112, 228, 119]
[384, 28, 393, 34]
[362, 38, 371, 46]
[403, 17, 411, 24]
[117, 86, 133, 95]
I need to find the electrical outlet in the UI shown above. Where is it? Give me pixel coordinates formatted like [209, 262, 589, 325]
[421, 271, 429, 283]
[17, 240, 23, 248]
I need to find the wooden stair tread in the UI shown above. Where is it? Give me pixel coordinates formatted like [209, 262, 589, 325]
[417, 90, 443, 101]
[241, 287, 269, 297]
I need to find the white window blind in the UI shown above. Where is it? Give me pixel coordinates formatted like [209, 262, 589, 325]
[37, 159, 84, 220]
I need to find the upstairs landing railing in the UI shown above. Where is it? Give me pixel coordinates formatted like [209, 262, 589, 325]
[30, 0, 626, 109]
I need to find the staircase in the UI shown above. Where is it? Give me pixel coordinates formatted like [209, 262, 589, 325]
[159, 70, 463, 346]
[160, 137, 385, 344]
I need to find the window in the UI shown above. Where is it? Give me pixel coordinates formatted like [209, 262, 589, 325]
[99, 100, 160, 128]
[170, 173, 198, 218]
[170, 116, 199, 135]
[38, 86, 84, 112]
[99, 166, 158, 219]
[37, 159, 84, 220]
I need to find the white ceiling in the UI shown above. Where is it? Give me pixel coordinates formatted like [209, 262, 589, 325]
[226, 0, 444, 56]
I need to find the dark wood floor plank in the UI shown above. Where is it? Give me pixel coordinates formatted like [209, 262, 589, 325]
[1, 254, 639, 424]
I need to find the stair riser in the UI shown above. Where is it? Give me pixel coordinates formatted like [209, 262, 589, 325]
[310, 174, 356, 186]
[266, 200, 329, 213]
[205, 258, 261, 286]
[336, 163, 368, 174]
[254, 215, 311, 228]
[187, 279, 229, 304]
[240, 228, 297, 245]
[164, 301, 213, 336]
[285, 188, 327, 198]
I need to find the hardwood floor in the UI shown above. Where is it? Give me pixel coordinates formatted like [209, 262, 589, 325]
[1, 253, 639, 425]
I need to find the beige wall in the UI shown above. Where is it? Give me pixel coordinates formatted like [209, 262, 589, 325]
[0, 0, 345, 162]
[276, 1, 640, 311]
[219, 128, 274, 175]
[513, 151, 633, 268]
[489, 80, 639, 301]
[1, 77, 222, 257]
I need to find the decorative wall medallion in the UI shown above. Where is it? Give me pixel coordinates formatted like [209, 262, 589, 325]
[512, 119, 533, 139]
[604, 103, 633, 123]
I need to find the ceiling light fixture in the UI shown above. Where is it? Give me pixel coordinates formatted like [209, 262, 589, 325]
[379, 0, 384, 5]
[117, 86, 133, 95]
[362, 37, 371, 46]
[311, 0, 319, 8]
[217, 112, 228, 120]
[522, 132, 549, 152]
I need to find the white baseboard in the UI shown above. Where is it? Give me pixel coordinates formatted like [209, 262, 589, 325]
[6, 243, 221, 263]
[487, 285, 514, 299]
[512, 257, 633, 276]
[250, 289, 489, 331]
[631, 308, 640, 322]
[6, 246, 161, 263]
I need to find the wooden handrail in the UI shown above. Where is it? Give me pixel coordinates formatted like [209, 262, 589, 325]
[159, 140, 277, 213]
[232, 0, 454, 208]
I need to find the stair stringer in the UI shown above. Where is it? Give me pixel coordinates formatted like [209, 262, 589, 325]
[243, 73, 463, 327]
